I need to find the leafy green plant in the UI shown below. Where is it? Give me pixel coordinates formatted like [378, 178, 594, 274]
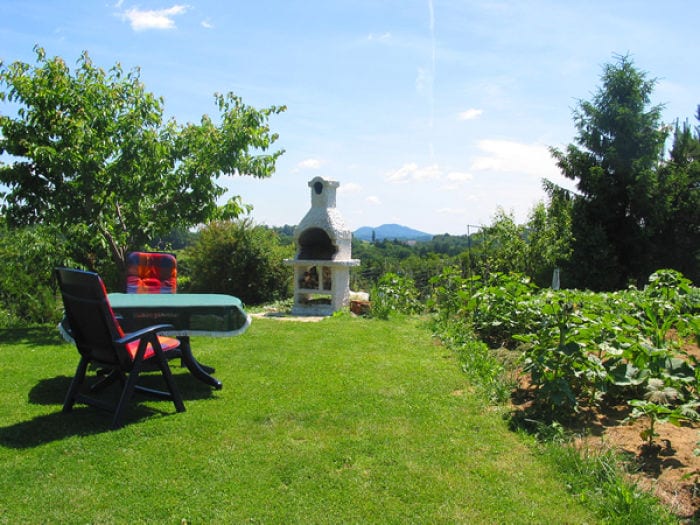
[370, 272, 422, 319]
[468, 272, 538, 347]
[427, 266, 472, 323]
[0, 222, 76, 326]
[626, 379, 699, 452]
[515, 294, 588, 419]
[645, 269, 694, 307]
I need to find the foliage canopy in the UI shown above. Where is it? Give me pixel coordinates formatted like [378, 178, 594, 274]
[0, 47, 285, 275]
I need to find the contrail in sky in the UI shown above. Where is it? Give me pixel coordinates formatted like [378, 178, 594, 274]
[428, 0, 436, 158]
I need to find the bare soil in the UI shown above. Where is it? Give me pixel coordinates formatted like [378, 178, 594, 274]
[511, 337, 700, 521]
[589, 407, 700, 520]
[250, 311, 325, 322]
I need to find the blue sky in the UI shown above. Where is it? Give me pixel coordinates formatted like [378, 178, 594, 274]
[1, 1, 698, 235]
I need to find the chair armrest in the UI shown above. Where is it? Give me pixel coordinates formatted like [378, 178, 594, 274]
[116, 324, 175, 345]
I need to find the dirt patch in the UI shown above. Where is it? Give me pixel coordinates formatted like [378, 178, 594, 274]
[583, 404, 700, 520]
[250, 311, 326, 322]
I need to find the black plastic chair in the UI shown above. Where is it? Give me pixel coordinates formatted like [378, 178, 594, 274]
[56, 268, 185, 429]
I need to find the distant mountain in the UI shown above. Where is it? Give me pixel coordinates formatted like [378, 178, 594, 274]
[354, 224, 433, 242]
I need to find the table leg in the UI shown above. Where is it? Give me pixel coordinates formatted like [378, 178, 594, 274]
[177, 336, 222, 390]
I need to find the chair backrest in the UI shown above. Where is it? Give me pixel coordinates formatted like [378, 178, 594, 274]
[55, 268, 130, 368]
[126, 252, 177, 294]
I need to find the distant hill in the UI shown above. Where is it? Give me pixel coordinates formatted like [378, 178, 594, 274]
[354, 224, 433, 242]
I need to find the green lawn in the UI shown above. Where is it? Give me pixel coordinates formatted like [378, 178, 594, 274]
[0, 316, 596, 523]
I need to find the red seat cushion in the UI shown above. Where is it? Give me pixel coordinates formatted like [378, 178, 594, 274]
[125, 336, 180, 361]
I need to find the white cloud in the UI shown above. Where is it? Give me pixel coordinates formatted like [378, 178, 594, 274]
[446, 171, 473, 182]
[297, 158, 323, 170]
[339, 182, 362, 193]
[440, 171, 473, 190]
[470, 140, 559, 178]
[414, 163, 441, 181]
[386, 162, 441, 183]
[366, 195, 382, 205]
[437, 207, 469, 216]
[458, 108, 483, 121]
[367, 32, 391, 42]
[415, 67, 432, 96]
[386, 162, 417, 183]
[121, 5, 189, 31]
[201, 19, 214, 29]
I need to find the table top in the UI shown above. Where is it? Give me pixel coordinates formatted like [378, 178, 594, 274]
[108, 292, 244, 309]
[107, 292, 251, 337]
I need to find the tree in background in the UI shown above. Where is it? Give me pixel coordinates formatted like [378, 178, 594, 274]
[525, 183, 573, 288]
[550, 55, 667, 290]
[0, 47, 285, 282]
[182, 219, 292, 305]
[480, 208, 528, 275]
[650, 112, 700, 283]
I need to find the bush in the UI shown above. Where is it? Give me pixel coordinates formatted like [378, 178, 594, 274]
[0, 223, 75, 326]
[181, 219, 293, 305]
[467, 272, 539, 347]
[369, 272, 422, 320]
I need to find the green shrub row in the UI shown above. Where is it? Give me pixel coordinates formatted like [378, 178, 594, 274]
[427, 268, 700, 445]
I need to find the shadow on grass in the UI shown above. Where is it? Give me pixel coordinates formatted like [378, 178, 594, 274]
[0, 326, 64, 346]
[0, 372, 216, 449]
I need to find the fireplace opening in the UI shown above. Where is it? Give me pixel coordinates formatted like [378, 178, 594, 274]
[297, 227, 338, 260]
[298, 265, 332, 290]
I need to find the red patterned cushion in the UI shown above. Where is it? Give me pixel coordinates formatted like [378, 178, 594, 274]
[125, 336, 180, 360]
[126, 252, 177, 294]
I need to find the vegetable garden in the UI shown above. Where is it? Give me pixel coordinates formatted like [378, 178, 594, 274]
[376, 267, 700, 516]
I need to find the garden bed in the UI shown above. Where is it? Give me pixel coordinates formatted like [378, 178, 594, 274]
[512, 336, 700, 521]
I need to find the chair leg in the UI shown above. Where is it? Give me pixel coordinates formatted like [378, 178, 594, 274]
[111, 361, 144, 430]
[63, 357, 89, 412]
[159, 355, 185, 413]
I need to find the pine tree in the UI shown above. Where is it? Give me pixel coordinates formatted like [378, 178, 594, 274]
[550, 55, 667, 290]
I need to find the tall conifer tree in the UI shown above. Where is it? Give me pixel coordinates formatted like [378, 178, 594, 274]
[550, 55, 667, 290]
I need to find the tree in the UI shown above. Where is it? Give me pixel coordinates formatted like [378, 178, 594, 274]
[480, 208, 528, 275]
[525, 183, 573, 287]
[0, 47, 285, 280]
[550, 55, 667, 290]
[650, 112, 700, 282]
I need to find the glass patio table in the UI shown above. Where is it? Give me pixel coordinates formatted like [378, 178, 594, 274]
[107, 293, 251, 390]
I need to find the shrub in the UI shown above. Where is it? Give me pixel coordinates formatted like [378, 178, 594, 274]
[467, 272, 539, 347]
[370, 272, 422, 319]
[182, 219, 293, 305]
[0, 223, 75, 326]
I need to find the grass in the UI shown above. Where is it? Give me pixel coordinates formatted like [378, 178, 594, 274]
[2, 316, 602, 523]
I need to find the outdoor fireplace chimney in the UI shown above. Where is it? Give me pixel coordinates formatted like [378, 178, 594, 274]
[284, 177, 360, 316]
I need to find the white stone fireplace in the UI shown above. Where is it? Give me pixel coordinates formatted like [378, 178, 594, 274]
[284, 177, 360, 316]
